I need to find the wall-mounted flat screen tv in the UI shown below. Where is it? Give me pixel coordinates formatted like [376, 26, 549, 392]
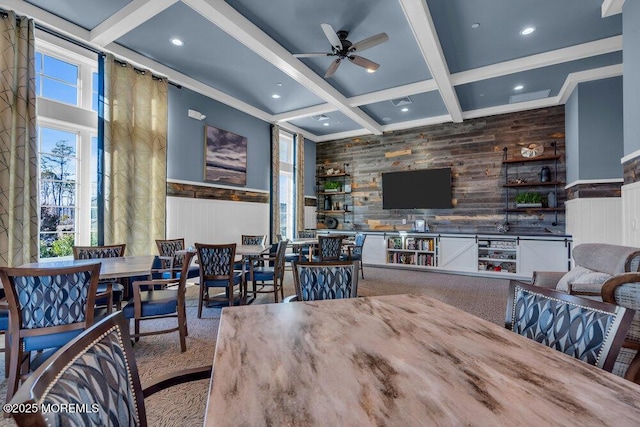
[382, 168, 452, 209]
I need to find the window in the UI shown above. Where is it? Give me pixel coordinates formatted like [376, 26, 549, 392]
[35, 52, 79, 106]
[279, 131, 295, 239]
[35, 37, 98, 258]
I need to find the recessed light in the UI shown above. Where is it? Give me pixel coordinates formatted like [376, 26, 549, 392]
[471, 23, 480, 29]
[514, 85, 524, 91]
[367, 68, 376, 74]
[382, 117, 392, 122]
[520, 26, 535, 36]
[276, 83, 282, 87]
[323, 122, 330, 126]
[271, 94, 281, 99]
[170, 38, 183, 46]
[401, 107, 409, 112]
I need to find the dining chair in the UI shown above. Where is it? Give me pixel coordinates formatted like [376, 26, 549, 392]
[155, 238, 200, 279]
[0, 263, 101, 403]
[234, 234, 267, 270]
[0, 291, 9, 378]
[312, 235, 345, 262]
[195, 243, 244, 316]
[290, 261, 360, 302]
[506, 281, 633, 372]
[73, 243, 126, 312]
[247, 240, 289, 303]
[602, 273, 640, 384]
[6, 311, 212, 427]
[285, 230, 317, 265]
[121, 251, 195, 352]
[341, 233, 367, 278]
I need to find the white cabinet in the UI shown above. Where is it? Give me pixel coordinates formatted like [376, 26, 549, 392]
[362, 234, 387, 266]
[477, 236, 518, 274]
[518, 238, 571, 279]
[438, 236, 477, 272]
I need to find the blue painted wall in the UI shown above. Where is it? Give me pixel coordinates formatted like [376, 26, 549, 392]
[167, 85, 270, 190]
[167, 85, 316, 196]
[624, 1, 640, 156]
[564, 77, 623, 182]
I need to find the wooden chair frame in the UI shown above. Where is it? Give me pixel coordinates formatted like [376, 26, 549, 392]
[7, 312, 211, 427]
[506, 280, 633, 372]
[73, 243, 127, 311]
[196, 243, 243, 315]
[248, 240, 288, 303]
[0, 263, 101, 403]
[315, 235, 346, 261]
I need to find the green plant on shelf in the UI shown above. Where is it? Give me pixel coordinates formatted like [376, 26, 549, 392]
[515, 192, 542, 205]
[324, 181, 341, 191]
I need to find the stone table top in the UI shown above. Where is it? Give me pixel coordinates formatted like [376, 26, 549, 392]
[204, 294, 640, 426]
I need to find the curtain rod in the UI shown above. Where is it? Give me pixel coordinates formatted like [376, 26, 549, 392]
[1, 8, 181, 89]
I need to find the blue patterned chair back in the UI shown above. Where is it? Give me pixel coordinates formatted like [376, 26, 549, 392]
[317, 235, 344, 261]
[293, 261, 359, 301]
[8, 312, 147, 427]
[196, 243, 237, 278]
[156, 238, 186, 268]
[352, 233, 366, 257]
[297, 230, 316, 239]
[241, 235, 266, 245]
[602, 273, 640, 382]
[1, 263, 101, 331]
[506, 281, 633, 372]
[73, 244, 126, 260]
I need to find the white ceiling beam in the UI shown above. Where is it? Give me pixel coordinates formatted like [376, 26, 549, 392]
[602, 0, 625, 17]
[182, 0, 383, 135]
[273, 104, 337, 123]
[277, 122, 319, 142]
[348, 80, 439, 107]
[314, 129, 373, 143]
[90, 0, 178, 46]
[557, 63, 623, 104]
[381, 114, 451, 133]
[0, 0, 90, 41]
[451, 36, 622, 86]
[398, 0, 463, 122]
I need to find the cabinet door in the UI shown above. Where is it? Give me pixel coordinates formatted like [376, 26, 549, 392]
[362, 234, 387, 266]
[439, 237, 477, 272]
[518, 239, 570, 279]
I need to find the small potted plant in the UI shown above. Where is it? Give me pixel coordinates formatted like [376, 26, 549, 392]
[515, 192, 542, 208]
[324, 181, 341, 192]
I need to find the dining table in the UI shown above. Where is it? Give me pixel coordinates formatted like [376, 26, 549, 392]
[17, 255, 156, 280]
[203, 293, 640, 426]
[288, 237, 355, 261]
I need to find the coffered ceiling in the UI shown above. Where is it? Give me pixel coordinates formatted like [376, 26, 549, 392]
[1, 0, 624, 142]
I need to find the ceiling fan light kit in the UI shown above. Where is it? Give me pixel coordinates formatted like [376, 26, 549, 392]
[294, 23, 389, 78]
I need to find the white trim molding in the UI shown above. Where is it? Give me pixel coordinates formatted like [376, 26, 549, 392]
[565, 178, 624, 190]
[602, 0, 625, 17]
[621, 149, 640, 164]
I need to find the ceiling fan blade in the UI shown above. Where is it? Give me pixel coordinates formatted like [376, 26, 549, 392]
[294, 52, 333, 58]
[324, 58, 342, 78]
[321, 23, 343, 51]
[349, 32, 389, 52]
[349, 55, 380, 71]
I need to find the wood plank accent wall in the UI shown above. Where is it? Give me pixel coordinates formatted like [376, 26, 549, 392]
[167, 182, 269, 204]
[623, 157, 640, 184]
[316, 106, 566, 233]
[566, 182, 622, 199]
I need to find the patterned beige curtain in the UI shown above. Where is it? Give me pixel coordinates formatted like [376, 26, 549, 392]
[103, 54, 167, 256]
[295, 133, 305, 233]
[0, 12, 38, 267]
[271, 125, 280, 243]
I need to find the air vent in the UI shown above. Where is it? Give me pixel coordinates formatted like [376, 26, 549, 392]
[390, 96, 413, 107]
[509, 89, 551, 104]
[312, 114, 330, 121]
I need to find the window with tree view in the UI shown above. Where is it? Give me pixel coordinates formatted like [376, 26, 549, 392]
[39, 127, 78, 258]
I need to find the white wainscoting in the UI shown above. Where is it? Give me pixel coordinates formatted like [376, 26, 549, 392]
[166, 196, 269, 247]
[622, 181, 640, 247]
[565, 197, 622, 248]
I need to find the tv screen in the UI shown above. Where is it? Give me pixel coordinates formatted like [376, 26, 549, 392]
[382, 168, 452, 209]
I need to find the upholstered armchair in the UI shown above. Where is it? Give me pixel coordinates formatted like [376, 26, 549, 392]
[532, 243, 640, 298]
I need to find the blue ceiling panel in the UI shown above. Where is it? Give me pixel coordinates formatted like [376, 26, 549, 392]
[455, 52, 622, 112]
[225, 0, 431, 97]
[360, 91, 448, 125]
[288, 111, 362, 136]
[25, 0, 132, 30]
[427, 0, 622, 73]
[115, 2, 326, 115]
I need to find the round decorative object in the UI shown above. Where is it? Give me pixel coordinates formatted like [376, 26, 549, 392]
[326, 217, 338, 229]
[521, 143, 544, 158]
[496, 222, 510, 234]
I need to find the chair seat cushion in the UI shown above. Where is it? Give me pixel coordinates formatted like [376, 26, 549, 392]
[249, 267, 275, 281]
[285, 253, 308, 263]
[122, 290, 179, 318]
[556, 266, 612, 293]
[23, 329, 84, 352]
[0, 309, 9, 331]
[204, 272, 242, 288]
[340, 254, 362, 261]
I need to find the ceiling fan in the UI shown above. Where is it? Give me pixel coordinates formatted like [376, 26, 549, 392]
[294, 23, 389, 78]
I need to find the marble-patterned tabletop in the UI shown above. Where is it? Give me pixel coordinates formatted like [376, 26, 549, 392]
[204, 294, 640, 426]
[18, 255, 155, 280]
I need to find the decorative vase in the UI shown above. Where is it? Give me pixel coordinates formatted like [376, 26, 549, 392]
[547, 192, 556, 208]
[540, 166, 551, 182]
[324, 195, 332, 211]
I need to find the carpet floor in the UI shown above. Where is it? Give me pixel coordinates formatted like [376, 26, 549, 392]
[0, 266, 510, 426]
